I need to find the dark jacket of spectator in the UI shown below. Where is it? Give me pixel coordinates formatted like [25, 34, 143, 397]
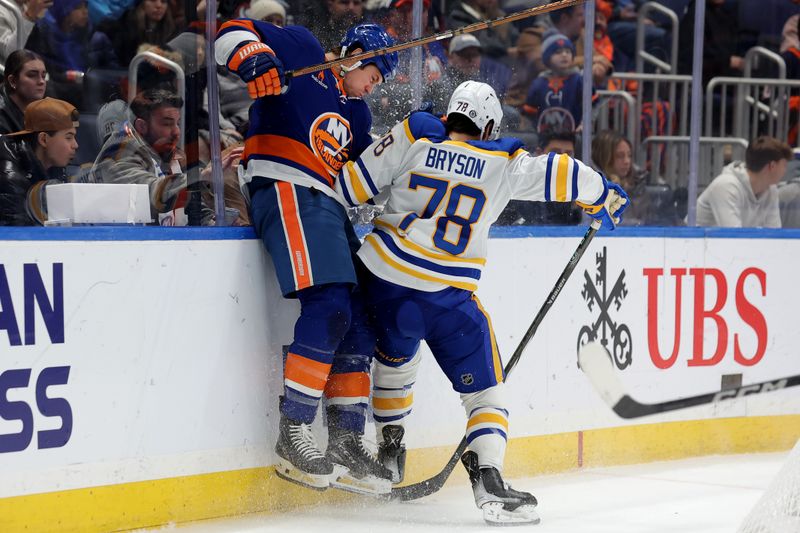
[0, 84, 25, 135]
[446, 1, 509, 59]
[0, 135, 67, 225]
[678, 0, 741, 86]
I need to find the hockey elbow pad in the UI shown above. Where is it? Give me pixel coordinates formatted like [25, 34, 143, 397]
[577, 181, 629, 230]
[227, 41, 288, 98]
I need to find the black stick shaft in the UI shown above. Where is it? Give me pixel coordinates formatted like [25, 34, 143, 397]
[391, 221, 601, 501]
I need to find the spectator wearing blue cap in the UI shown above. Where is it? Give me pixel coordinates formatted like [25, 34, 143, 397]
[523, 33, 585, 132]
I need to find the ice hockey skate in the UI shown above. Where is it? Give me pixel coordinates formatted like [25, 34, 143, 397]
[461, 450, 540, 526]
[274, 414, 333, 491]
[326, 427, 394, 496]
[377, 424, 407, 483]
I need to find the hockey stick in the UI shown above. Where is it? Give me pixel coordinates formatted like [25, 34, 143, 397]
[286, 0, 587, 80]
[578, 342, 800, 419]
[390, 219, 601, 501]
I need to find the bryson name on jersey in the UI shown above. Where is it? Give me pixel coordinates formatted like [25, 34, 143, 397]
[424, 146, 486, 180]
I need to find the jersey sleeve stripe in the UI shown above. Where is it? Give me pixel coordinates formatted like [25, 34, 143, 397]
[544, 151, 555, 202]
[364, 234, 478, 292]
[555, 153, 569, 201]
[374, 229, 482, 279]
[356, 158, 380, 196]
[403, 119, 415, 143]
[345, 162, 370, 203]
[571, 156, 580, 200]
[472, 295, 504, 385]
[374, 219, 487, 265]
[337, 171, 357, 206]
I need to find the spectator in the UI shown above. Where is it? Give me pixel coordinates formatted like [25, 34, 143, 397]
[678, 0, 742, 87]
[368, 0, 448, 131]
[447, 0, 511, 59]
[548, 3, 584, 43]
[26, 0, 116, 105]
[0, 97, 78, 225]
[245, 0, 286, 26]
[88, 89, 213, 225]
[0, 0, 51, 65]
[497, 129, 582, 225]
[505, 26, 544, 110]
[88, 0, 134, 26]
[0, 49, 47, 135]
[696, 136, 792, 228]
[781, 0, 800, 53]
[592, 129, 667, 226]
[524, 33, 584, 132]
[94, 0, 177, 67]
[605, 0, 668, 72]
[302, 0, 365, 51]
[447, 34, 511, 98]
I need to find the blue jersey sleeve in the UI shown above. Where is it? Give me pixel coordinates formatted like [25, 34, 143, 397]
[406, 111, 447, 141]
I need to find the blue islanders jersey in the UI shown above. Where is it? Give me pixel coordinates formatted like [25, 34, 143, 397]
[215, 21, 374, 200]
[525, 70, 585, 126]
[335, 112, 606, 292]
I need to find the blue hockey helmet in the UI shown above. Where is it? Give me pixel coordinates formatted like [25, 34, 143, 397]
[339, 23, 398, 81]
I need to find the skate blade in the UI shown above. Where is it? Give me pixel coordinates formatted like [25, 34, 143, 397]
[274, 458, 329, 491]
[482, 502, 541, 526]
[329, 465, 392, 497]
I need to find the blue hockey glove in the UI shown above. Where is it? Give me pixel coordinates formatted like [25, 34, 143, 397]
[578, 181, 629, 229]
[227, 41, 287, 98]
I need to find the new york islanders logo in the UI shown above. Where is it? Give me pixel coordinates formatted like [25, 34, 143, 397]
[309, 113, 352, 177]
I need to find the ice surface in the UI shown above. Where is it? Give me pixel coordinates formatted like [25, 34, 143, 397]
[151, 452, 788, 533]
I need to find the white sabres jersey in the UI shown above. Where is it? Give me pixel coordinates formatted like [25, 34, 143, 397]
[336, 112, 607, 293]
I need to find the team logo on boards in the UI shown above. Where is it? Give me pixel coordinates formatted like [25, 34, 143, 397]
[578, 246, 632, 370]
[309, 112, 352, 177]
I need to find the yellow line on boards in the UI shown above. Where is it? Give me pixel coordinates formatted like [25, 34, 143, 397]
[2, 415, 799, 532]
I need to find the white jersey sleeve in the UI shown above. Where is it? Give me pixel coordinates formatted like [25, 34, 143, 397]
[506, 150, 606, 205]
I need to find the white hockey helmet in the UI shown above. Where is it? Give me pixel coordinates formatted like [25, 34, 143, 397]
[446, 80, 503, 141]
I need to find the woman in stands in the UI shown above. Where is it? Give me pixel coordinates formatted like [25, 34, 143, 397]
[95, 0, 177, 66]
[592, 130, 679, 226]
[0, 49, 46, 135]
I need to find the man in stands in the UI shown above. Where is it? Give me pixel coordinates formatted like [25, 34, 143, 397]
[696, 136, 792, 228]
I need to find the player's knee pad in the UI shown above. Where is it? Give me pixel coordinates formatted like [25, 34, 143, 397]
[372, 351, 421, 428]
[461, 384, 508, 472]
[295, 283, 352, 353]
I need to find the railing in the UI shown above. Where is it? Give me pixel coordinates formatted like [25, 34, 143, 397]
[635, 1, 680, 74]
[0, 0, 25, 76]
[642, 135, 748, 189]
[608, 72, 693, 166]
[128, 51, 186, 148]
[743, 46, 786, 80]
[593, 90, 637, 143]
[705, 77, 800, 148]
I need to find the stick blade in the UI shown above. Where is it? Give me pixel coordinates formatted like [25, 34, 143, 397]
[578, 342, 627, 413]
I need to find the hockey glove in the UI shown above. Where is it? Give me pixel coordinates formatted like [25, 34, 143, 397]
[227, 41, 287, 98]
[577, 181, 629, 229]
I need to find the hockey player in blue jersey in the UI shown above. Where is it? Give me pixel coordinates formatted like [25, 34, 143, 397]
[215, 20, 399, 494]
[336, 81, 628, 524]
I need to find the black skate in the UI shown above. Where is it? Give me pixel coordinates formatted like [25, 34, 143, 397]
[461, 450, 540, 526]
[274, 414, 333, 491]
[326, 428, 393, 496]
[377, 425, 407, 483]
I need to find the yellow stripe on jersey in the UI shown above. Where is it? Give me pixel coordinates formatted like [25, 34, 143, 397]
[467, 412, 509, 431]
[365, 234, 479, 292]
[556, 153, 570, 202]
[373, 395, 414, 410]
[403, 119, 415, 143]
[345, 162, 370, 203]
[472, 294, 504, 385]
[441, 140, 515, 158]
[374, 220, 487, 265]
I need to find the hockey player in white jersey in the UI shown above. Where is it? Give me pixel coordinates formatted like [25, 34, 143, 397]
[336, 81, 628, 525]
